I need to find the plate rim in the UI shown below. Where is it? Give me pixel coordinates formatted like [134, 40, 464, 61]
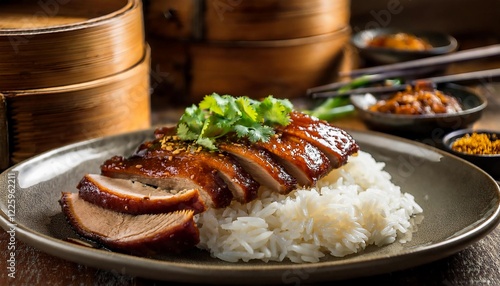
[1, 128, 499, 283]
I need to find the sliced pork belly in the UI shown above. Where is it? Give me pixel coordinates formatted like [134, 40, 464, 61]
[135, 136, 260, 204]
[255, 133, 332, 186]
[101, 155, 233, 208]
[278, 111, 359, 167]
[59, 192, 199, 255]
[77, 174, 206, 215]
[218, 141, 297, 194]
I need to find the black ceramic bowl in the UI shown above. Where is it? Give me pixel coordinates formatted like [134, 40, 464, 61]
[442, 129, 500, 180]
[350, 83, 487, 136]
[352, 28, 458, 65]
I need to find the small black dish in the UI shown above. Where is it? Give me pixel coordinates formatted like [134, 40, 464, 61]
[442, 129, 500, 180]
[352, 28, 458, 65]
[350, 83, 487, 137]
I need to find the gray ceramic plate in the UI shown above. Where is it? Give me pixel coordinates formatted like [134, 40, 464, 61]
[1, 129, 499, 284]
[350, 83, 487, 135]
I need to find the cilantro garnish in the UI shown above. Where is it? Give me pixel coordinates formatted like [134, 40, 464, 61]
[176, 93, 293, 150]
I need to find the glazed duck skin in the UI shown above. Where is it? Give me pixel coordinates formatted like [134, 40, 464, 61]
[255, 133, 332, 187]
[135, 134, 260, 204]
[218, 140, 298, 194]
[101, 155, 233, 208]
[77, 174, 206, 215]
[154, 126, 297, 194]
[278, 111, 359, 167]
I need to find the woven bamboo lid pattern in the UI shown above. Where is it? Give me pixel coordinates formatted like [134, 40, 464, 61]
[0, 0, 144, 90]
[0, 0, 150, 169]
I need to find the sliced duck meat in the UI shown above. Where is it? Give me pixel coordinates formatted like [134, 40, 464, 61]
[255, 133, 332, 187]
[59, 192, 199, 255]
[77, 174, 206, 215]
[101, 155, 233, 208]
[135, 135, 259, 204]
[218, 140, 297, 194]
[278, 111, 359, 167]
[153, 125, 175, 138]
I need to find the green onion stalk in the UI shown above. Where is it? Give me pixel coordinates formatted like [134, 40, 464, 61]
[306, 75, 376, 121]
[307, 77, 403, 121]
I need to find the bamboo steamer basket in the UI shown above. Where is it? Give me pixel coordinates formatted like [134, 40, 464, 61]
[145, 0, 352, 103]
[190, 27, 351, 102]
[0, 0, 144, 90]
[0, 0, 151, 169]
[1, 46, 151, 166]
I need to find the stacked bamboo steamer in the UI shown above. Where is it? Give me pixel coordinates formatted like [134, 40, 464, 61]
[145, 0, 352, 103]
[0, 0, 150, 169]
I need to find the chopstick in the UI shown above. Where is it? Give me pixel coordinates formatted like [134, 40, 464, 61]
[310, 68, 500, 99]
[307, 66, 439, 95]
[341, 44, 500, 77]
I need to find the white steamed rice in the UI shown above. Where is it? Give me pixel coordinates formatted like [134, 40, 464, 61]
[195, 151, 423, 263]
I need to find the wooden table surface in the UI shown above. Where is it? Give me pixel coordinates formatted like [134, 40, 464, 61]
[1, 41, 500, 285]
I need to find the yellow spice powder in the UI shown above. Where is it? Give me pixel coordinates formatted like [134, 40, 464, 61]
[451, 133, 500, 155]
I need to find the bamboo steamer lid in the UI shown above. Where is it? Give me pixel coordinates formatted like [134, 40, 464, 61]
[146, 0, 350, 41]
[0, 0, 151, 169]
[2, 46, 151, 166]
[0, 0, 144, 90]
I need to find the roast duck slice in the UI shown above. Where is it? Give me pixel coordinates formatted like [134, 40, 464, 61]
[59, 192, 199, 255]
[155, 126, 297, 194]
[217, 141, 297, 194]
[60, 111, 359, 256]
[278, 111, 360, 167]
[77, 174, 206, 215]
[101, 155, 233, 209]
[134, 132, 260, 204]
[255, 132, 332, 187]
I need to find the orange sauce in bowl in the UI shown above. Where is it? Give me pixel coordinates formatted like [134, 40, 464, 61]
[367, 33, 432, 51]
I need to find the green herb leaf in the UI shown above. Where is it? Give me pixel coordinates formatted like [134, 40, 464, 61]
[176, 93, 293, 149]
[258, 95, 293, 126]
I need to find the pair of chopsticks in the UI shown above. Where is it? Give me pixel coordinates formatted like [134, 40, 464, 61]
[311, 68, 500, 98]
[308, 44, 500, 98]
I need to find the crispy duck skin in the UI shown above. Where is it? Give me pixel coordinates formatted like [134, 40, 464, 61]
[77, 174, 206, 215]
[100, 155, 233, 208]
[255, 133, 332, 187]
[134, 134, 260, 204]
[278, 111, 359, 167]
[154, 126, 297, 194]
[218, 141, 297, 194]
[59, 192, 199, 255]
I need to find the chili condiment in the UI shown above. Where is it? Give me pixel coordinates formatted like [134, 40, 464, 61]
[451, 133, 500, 155]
